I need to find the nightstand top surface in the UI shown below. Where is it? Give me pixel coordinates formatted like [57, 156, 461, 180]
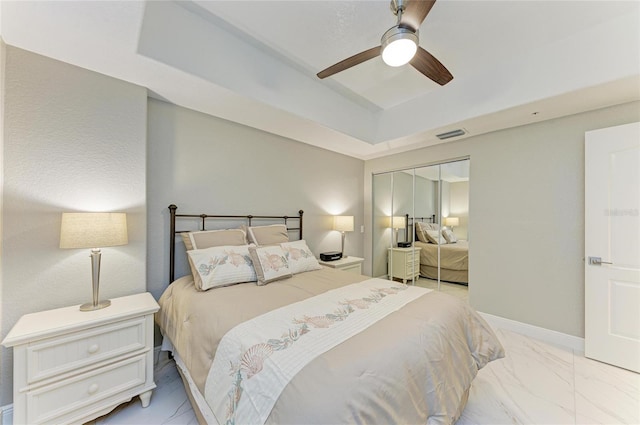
[388, 246, 421, 252]
[318, 256, 364, 267]
[2, 292, 159, 347]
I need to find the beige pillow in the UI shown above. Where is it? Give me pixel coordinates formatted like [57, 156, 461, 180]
[425, 229, 447, 245]
[247, 224, 289, 246]
[442, 228, 457, 243]
[415, 222, 439, 243]
[181, 229, 247, 251]
[186, 245, 257, 291]
[280, 240, 322, 274]
[248, 245, 292, 285]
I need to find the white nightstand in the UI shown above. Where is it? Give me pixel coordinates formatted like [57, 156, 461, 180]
[2, 292, 159, 425]
[388, 247, 421, 283]
[319, 256, 364, 274]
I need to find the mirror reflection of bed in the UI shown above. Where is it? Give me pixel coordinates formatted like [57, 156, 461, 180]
[372, 159, 470, 301]
[410, 215, 469, 300]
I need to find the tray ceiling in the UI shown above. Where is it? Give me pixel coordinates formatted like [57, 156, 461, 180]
[1, 1, 639, 159]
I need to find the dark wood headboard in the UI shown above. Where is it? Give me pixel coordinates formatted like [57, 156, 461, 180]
[404, 213, 437, 243]
[168, 204, 304, 282]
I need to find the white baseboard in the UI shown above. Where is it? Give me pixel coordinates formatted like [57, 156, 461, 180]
[479, 312, 585, 352]
[1, 404, 13, 425]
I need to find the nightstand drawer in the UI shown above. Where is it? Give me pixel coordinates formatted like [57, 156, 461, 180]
[27, 354, 146, 424]
[27, 317, 146, 384]
[405, 257, 418, 267]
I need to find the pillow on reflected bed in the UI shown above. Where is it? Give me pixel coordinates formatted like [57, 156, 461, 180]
[415, 222, 439, 243]
[186, 245, 257, 291]
[425, 229, 447, 245]
[442, 228, 457, 243]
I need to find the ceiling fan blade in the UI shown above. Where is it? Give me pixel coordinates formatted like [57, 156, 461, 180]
[400, 0, 436, 31]
[410, 46, 453, 85]
[317, 46, 381, 79]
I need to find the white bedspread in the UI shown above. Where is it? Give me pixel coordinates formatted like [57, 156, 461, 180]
[205, 279, 427, 425]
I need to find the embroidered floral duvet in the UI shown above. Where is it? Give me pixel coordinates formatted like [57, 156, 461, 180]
[157, 267, 504, 425]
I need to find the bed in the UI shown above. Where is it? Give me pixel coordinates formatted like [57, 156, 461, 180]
[407, 215, 469, 284]
[156, 205, 503, 425]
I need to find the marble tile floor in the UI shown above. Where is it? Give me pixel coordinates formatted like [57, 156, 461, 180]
[91, 329, 639, 425]
[414, 277, 469, 302]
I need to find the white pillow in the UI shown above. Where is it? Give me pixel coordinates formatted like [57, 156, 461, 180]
[248, 245, 292, 285]
[415, 221, 439, 243]
[280, 240, 322, 274]
[442, 228, 457, 243]
[425, 229, 447, 245]
[187, 245, 257, 291]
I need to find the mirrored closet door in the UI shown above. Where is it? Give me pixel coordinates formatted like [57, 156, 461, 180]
[372, 159, 470, 291]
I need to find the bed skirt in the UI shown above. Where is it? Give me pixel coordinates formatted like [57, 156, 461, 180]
[420, 264, 468, 284]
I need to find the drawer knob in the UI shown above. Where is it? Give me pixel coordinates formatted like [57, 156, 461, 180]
[88, 383, 99, 395]
[88, 344, 100, 354]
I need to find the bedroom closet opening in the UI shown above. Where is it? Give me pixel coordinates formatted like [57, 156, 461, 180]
[372, 159, 470, 297]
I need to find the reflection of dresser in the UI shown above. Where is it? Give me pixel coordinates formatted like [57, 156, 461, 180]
[388, 247, 421, 283]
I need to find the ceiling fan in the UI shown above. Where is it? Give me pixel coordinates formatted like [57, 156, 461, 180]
[316, 0, 453, 86]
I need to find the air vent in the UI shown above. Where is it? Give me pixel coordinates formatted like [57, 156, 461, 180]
[436, 129, 466, 140]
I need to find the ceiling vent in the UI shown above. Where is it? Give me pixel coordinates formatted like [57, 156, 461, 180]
[436, 129, 466, 140]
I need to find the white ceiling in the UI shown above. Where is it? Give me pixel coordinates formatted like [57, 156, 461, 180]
[1, 1, 639, 160]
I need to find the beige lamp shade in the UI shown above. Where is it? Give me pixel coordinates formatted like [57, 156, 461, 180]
[388, 216, 405, 229]
[444, 217, 459, 227]
[60, 212, 128, 249]
[333, 215, 354, 232]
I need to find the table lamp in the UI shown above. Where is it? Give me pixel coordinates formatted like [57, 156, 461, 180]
[388, 216, 405, 246]
[60, 212, 128, 311]
[333, 215, 354, 257]
[444, 216, 459, 231]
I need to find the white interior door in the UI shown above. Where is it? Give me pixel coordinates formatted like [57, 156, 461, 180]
[585, 122, 640, 372]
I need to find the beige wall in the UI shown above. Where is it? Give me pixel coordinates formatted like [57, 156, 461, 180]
[146, 99, 365, 301]
[364, 101, 640, 338]
[0, 39, 637, 411]
[449, 181, 469, 240]
[0, 46, 148, 406]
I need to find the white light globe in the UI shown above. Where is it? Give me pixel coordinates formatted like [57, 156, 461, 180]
[382, 35, 418, 67]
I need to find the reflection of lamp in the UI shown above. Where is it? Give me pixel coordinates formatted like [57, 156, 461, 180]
[60, 212, 128, 311]
[388, 216, 405, 246]
[333, 216, 354, 257]
[444, 217, 459, 231]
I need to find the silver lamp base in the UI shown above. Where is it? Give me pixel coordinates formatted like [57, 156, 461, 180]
[80, 248, 111, 312]
[80, 299, 111, 311]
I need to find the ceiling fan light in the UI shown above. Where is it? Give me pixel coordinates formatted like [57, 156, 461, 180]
[381, 26, 418, 67]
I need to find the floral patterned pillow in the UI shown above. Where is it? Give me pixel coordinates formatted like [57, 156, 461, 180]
[425, 229, 447, 245]
[415, 222, 438, 243]
[248, 245, 292, 285]
[187, 245, 257, 291]
[280, 240, 322, 274]
[442, 228, 457, 243]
